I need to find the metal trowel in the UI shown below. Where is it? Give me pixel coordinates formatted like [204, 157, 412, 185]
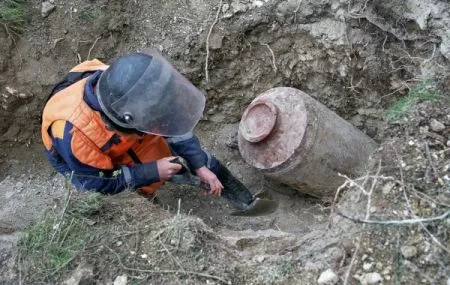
[230, 190, 278, 216]
[169, 157, 278, 217]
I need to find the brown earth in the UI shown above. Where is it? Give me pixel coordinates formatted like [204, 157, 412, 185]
[0, 0, 449, 284]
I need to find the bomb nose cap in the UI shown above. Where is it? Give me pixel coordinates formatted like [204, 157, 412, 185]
[239, 101, 278, 143]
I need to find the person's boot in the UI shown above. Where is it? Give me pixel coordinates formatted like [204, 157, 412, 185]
[215, 161, 254, 210]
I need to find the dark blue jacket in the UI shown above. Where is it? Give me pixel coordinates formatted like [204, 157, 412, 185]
[46, 71, 215, 194]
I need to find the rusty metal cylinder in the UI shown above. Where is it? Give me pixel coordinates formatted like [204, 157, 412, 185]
[238, 87, 378, 198]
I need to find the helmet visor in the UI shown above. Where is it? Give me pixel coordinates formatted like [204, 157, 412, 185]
[98, 51, 205, 137]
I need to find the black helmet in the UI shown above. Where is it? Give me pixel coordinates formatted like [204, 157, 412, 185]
[96, 51, 205, 136]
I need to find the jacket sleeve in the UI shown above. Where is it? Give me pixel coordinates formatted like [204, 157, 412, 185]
[166, 132, 211, 170]
[48, 120, 158, 194]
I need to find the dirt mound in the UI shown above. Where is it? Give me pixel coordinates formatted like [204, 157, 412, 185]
[1, 0, 449, 143]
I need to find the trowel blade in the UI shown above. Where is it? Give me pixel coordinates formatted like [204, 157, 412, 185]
[230, 198, 278, 217]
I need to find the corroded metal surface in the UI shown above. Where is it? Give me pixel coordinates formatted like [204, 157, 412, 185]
[238, 87, 378, 198]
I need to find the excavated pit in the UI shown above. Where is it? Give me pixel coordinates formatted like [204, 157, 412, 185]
[0, 0, 449, 283]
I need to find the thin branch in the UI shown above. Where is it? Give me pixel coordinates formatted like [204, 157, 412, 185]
[293, 0, 302, 22]
[337, 210, 450, 225]
[365, 160, 381, 219]
[382, 34, 388, 52]
[105, 245, 230, 284]
[50, 188, 72, 243]
[343, 162, 379, 285]
[410, 188, 450, 208]
[204, 0, 223, 83]
[337, 173, 370, 195]
[424, 142, 438, 181]
[87, 36, 101, 60]
[262, 43, 277, 73]
[394, 147, 450, 254]
[343, 239, 360, 285]
[18, 252, 22, 285]
[0, 20, 18, 45]
[157, 239, 185, 271]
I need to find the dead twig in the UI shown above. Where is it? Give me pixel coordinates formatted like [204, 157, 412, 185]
[343, 161, 380, 285]
[393, 147, 450, 254]
[410, 188, 450, 208]
[157, 239, 185, 271]
[337, 210, 450, 225]
[204, 0, 223, 83]
[105, 245, 230, 284]
[382, 34, 388, 52]
[365, 160, 382, 218]
[87, 36, 101, 60]
[424, 142, 438, 181]
[50, 188, 72, 243]
[0, 20, 19, 45]
[293, 0, 302, 22]
[262, 43, 277, 73]
[343, 239, 361, 285]
[18, 252, 22, 285]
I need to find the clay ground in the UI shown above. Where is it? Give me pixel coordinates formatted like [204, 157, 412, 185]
[0, 0, 449, 284]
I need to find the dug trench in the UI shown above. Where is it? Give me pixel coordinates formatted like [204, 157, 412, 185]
[0, 0, 449, 284]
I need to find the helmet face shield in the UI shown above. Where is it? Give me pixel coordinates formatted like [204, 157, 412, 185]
[97, 51, 205, 137]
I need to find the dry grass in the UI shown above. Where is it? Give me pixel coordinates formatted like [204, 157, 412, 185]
[0, 0, 24, 43]
[333, 133, 450, 284]
[18, 192, 104, 282]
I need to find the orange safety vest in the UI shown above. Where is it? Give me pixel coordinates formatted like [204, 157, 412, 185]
[41, 59, 171, 195]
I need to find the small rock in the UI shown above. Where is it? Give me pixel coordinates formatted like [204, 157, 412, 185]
[231, 0, 248, 13]
[401, 245, 417, 259]
[62, 264, 94, 285]
[363, 262, 373, 271]
[41, 1, 56, 18]
[360, 272, 383, 285]
[253, 0, 264, 7]
[254, 255, 265, 263]
[317, 269, 338, 285]
[140, 254, 148, 259]
[430, 119, 445, 132]
[18, 92, 32, 99]
[113, 275, 128, 285]
[382, 266, 391, 275]
[446, 140, 450, 147]
[209, 32, 224, 50]
[382, 182, 395, 195]
[5, 86, 17, 95]
[222, 3, 230, 12]
[419, 126, 429, 134]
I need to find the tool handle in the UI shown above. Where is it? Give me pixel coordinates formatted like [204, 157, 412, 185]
[169, 157, 187, 174]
